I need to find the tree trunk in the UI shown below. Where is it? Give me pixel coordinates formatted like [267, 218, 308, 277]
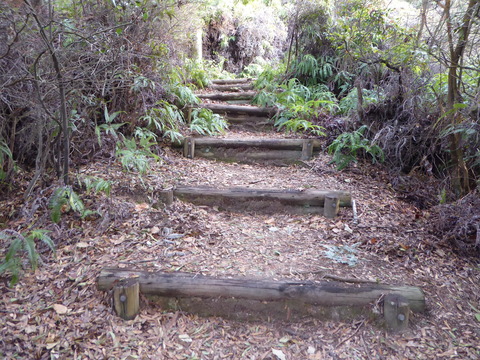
[444, 0, 478, 196]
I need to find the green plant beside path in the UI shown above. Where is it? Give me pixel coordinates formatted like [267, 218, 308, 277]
[328, 125, 384, 170]
[0, 229, 55, 286]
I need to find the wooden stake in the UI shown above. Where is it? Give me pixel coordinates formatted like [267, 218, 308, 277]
[301, 139, 314, 160]
[183, 137, 195, 159]
[113, 277, 140, 320]
[158, 189, 174, 206]
[384, 294, 410, 333]
[324, 196, 340, 218]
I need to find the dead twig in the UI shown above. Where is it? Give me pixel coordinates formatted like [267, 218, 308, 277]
[336, 320, 366, 348]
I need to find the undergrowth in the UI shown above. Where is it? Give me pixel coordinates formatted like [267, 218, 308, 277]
[328, 125, 384, 170]
[0, 229, 56, 286]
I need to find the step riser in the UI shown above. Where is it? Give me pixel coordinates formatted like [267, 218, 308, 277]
[170, 187, 351, 216]
[197, 92, 256, 101]
[210, 84, 254, 91]
[199, 103, 275, 117]
[211, 78, 255, 85]
[194, 148, 318, 165]
[179, 138, 320, 163]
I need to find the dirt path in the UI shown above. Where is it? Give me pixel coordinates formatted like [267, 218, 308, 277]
[1, 85, 479, 359]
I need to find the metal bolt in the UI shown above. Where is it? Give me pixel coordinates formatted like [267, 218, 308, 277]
[120, 294, 127, 303]
[397, 313, 405, 322]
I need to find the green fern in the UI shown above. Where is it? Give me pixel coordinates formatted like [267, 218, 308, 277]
[49, 186, 95, 223]
[278, 119, 325, 136]
[79, 175, 112, 196]
[328, 125, 384, 170]
[190, 108, 228, 136]
[0, 229, 55, 286]
[170, 85, 200, 108]
[95, 107, 126, 146]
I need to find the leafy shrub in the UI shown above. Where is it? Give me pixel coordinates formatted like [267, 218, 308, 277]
[95, 107, 126, 146]
[140, 100, 184, 142]
[0, 229, 55, 285]
[169, 84, 200, 108]
[328, 125, 384, 170]
[266, 80, 335, 135]
[116, 134, 160, 175]
[78, 176, 112, 197]
[190, 109, 228, 136]
[338, 87, 386, 115]
[49, 186, 96, 223]
[277, 119, 325, 136]
[241, 62, 265, 78]
[253, 65, 284, 91]
[291, 54, 335, 86]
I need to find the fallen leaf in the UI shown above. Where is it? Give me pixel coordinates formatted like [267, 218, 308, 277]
[178, 334, 192, 343]
[272, 348, 286, 360]
[135, 203, 149, 211]
[76, 242, 89, 248]
[52, 304, 69, 315]
[46, 342, 59, 350]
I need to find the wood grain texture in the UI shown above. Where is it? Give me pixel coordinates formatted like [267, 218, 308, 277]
[98, 269, 426, 313]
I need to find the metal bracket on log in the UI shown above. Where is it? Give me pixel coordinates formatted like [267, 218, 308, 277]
[113, 277, 140, 320]
[183, 137, 195, 159]
[384, 294, 410, 333]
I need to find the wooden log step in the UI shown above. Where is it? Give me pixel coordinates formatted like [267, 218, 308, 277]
[194, 148, 309, 165]
[211, 78, 254, 85]
[196, 91, 256, 101]
[200, 103, 275, 117]
[97, 269, 426, 315]
[191, 138, 322, 150]
[210, 84, 254, 91]
[226, 114, 273, 130]
[171, 186, 351, 215]
[175, 138, 321, 164]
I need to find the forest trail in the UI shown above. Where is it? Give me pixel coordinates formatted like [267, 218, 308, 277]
[1, 79, 479, 359]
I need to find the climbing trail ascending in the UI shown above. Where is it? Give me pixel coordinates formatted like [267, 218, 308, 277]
[173, 77, 352, 218]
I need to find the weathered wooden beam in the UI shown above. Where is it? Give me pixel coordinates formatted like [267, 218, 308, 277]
[196, 91, 256, 101]
[226, 114, 271, 124]
[173, 187, 352, 208]
[191, 138, 321, 150]
[200, 103, 275, 117]
[97, 269, 426, 314]
[210, 84, 254, 91]
[211, 78, 254, 85]
[194, 148, 308, 165]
